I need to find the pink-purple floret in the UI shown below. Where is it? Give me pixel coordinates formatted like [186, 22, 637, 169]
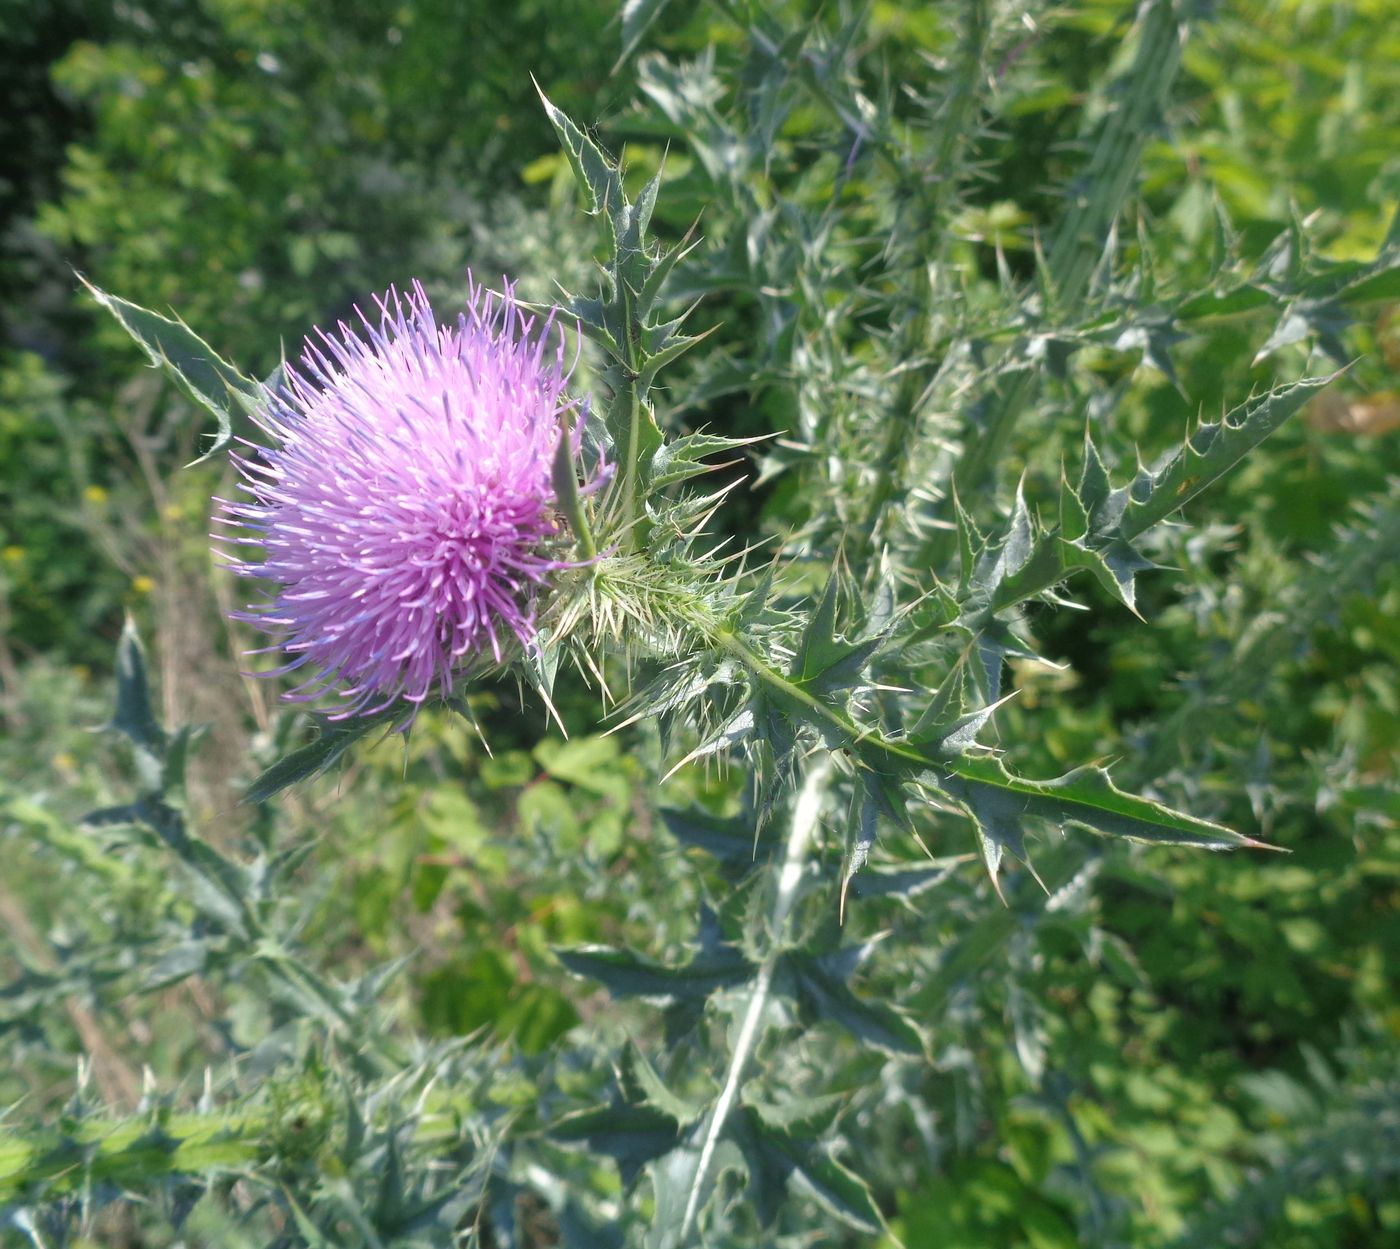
[214, 277, 579, 718]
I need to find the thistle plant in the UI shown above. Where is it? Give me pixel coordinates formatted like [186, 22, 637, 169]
[4, 1, 1398, 1246]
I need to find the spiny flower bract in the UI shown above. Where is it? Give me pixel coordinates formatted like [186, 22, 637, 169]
[216, 277, 584, 718]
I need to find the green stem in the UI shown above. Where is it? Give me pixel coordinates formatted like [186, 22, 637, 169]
[621, 375, 643, 543]
[941, 0, 1190, 519]
[848, 0, 989, 574]
[850, 296, 932, 570]
[679, 755, 832, 1243]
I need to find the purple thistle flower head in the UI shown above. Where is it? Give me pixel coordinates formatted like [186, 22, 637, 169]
[216, 276, 586, 718]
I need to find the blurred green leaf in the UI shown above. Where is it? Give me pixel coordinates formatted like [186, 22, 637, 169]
[78, 275, 257, 464]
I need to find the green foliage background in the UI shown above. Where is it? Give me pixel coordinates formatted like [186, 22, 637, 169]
[1, 0, 1397, 1245]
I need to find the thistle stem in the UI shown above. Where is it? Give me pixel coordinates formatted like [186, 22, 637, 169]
[935, 0, 1189, 545]
[603, 373, 647, 552]
[623, 378, 644, 539]
[679, 754, 832, 1242]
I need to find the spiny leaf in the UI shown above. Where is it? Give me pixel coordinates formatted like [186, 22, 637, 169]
[664, 708, 755, 779]
[908, 663, 1015, 756]
[956, 482, 1039, 612]
[907, 662, 969, 743]
[245, 716, 386, 804]
[1339, 252, 1400, 305]
[1056, 535, 1152, 615]
[845, 858, 968, 906]
[619, 0, 679, 67]
[952, 484, 985, 596]
[661, 807, 757, 867]
[647, 431, 769, 491]
[521, 292, 621, 358]
[638, 221, 702, 318]
[631, 167, 664, 243]
[109, 617, 166, 758]
[791, 573, 843, 683]
[79, 275, 257, 464]
[614, 183, 659, 280]
[735, 1109, 885, 1235]
[933, 755, 1276, 893]
[1121, 373, 1339, 541]
[638, 324, 720, 389]
[1077, 435, 1116, 520]
[751, 685, 804, 795]
[786, 951, 924, 1056]
[744, 1092, 848, 1139]
[738, 558, 781, 628]
[1253, 299, 1351, 366]
[1056, 465, 1156, 613]
[533, 80, 624, 221]
[839, 787, 879, 923]
[623, 1045, 706, 1127]
[1113, 315, 1187, 387]
[803, 637, 886, 699]
[954, 616, 1041, 705]
[552, 1104, 679, 1189]
[556, 944, 750, 1003]
[521, 632, 566, 732]
[646, 1140, 744, 1249]
[1175, 283, 1274, 322]
[856, 765, 916, 838]
[1059, 467, 1092, 543]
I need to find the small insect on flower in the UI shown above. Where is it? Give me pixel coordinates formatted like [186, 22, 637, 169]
[215, 276, 593, 719]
